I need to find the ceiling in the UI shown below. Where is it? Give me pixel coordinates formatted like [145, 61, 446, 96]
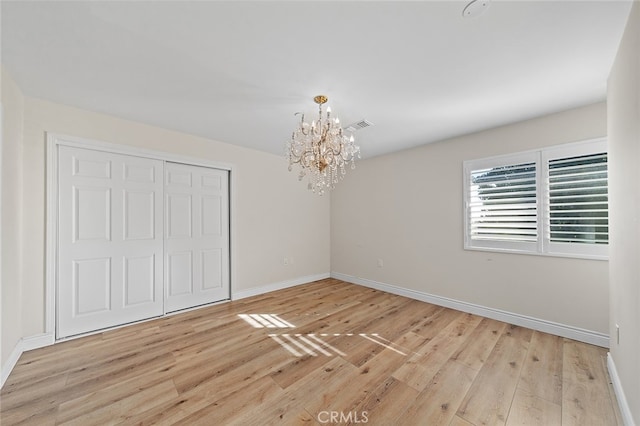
[1, 1, 633, 158]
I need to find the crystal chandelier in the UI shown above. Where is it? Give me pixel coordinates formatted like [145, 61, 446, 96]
[286, 95, 361, 195]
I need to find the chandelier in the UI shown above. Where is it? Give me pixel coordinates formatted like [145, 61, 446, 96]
[286, 95, 361, 195]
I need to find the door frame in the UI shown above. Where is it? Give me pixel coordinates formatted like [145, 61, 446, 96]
[46, 133, 235, 341]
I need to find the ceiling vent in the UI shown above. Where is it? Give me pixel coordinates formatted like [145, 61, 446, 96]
[344, 119, 374, 133]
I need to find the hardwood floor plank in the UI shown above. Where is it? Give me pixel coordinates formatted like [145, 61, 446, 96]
[449, 414, 475, 426]
[410, 305, 459, 339]
[343, 300, 437, 367]
[294, 358, 363, 417]
[0, 279, 619, 425]
[396, 359, 478, 425]
[306, 330, 428, 418]
[229, 400, 319, 426]
[115, 396, 207, 426]
[270, 353, 336, 390]
[393, 312, 482, 391]
[0, 371, 68, 423]
[506, 388, 561, 426]
[64, 350, 176, 388]
[171, 338, 292, 398]
[456, 324, 533, 425]
[0, 401, 59, 426]
[450, 317, 507, 371]
[562, 339, 618, 425]
[518, 331, 563, 404]
[237, 357, 356, 425]
[175, 375, 286, 425]
[58, 379, 178, 425]
[348, 377, 418, 425]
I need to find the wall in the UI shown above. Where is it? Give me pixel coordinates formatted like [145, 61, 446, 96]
[608, 0, 640, 423]
[12, 85, 330, 342]
[1, 69, 24, 368]
[331, 103, 609, 338]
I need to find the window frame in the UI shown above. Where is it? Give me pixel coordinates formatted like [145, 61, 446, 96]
[463, 138, 608, 260]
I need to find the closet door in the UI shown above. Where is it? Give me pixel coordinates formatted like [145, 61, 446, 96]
[165, 162, 230, 312]
[57, 146, 164, 338]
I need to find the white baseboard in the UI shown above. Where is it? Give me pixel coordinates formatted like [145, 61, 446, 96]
[1, 333, 54, 388]
[1, 341, 23, 389]
[21, 333, 55, 352]
[331, 272, 609, 348]
[607, 353, 636, 426]
[232, 273, 331, 300]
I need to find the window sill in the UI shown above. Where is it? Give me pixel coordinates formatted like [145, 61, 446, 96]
[463, 245, 608, 261]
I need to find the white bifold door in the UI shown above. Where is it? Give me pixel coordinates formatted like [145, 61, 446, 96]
[164, 162, 229, 313]
[57, 147, 230, 338]
[57, 147, 164, 338]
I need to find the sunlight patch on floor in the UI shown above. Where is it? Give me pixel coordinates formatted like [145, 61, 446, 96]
[239, 313, 406, 357]
[238, 313, 295, 328]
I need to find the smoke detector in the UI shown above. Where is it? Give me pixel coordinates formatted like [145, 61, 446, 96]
[462, 0, 491, 19]
[344, 119, 374, 133]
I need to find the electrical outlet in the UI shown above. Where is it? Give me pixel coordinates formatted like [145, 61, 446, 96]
[283, 257, 289, 266]
[377, 258, 384, 268]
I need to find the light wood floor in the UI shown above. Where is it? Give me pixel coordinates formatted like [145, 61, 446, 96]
[1, 279, 622, 425]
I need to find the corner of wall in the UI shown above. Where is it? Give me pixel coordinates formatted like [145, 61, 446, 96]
[0, 66, 26, 380]
[1, 333, 54, 388]
[607, 0, 640, 423]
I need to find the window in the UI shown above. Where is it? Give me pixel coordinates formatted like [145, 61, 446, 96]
[464, 139, 608, 259]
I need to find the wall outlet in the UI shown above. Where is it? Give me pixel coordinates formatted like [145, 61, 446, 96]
[377, 258, 384, 268]
[283, 257, 289, 266]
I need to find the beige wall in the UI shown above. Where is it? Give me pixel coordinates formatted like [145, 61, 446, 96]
[331, 103, 609, 334]
[1, 69, 25, 367]
[608, 0, 640, 422]
[7, 78, 330, 344]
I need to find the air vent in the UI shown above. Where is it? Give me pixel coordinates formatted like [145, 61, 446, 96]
[344, 119, 374, 133]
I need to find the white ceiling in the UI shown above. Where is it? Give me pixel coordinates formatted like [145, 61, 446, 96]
[1, 1, 633, 158]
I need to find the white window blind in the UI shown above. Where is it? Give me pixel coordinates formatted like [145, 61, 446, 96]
[548, 152, 608, 245]
[469, 162, 537, 243]
[464, 138, 607, 260]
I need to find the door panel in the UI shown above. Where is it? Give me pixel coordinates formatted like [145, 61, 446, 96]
[201, 249, 223, 290]
[72, 156, 111, 179]
[168, 251, 193, 296]
[166, 169, 192, 186]
[124, 190, 155, 240]
[167, 194, 192, 238]
[201, 196, 222, 236]
[123, 163, 155, 183]
[164, 162, 229, 312]
[123, 255, 155, 306]
[58, 146, 164, 338]
[74, 187, 111, 241]
[73, 257, 111, 315]
[201, 175, 222, 189]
